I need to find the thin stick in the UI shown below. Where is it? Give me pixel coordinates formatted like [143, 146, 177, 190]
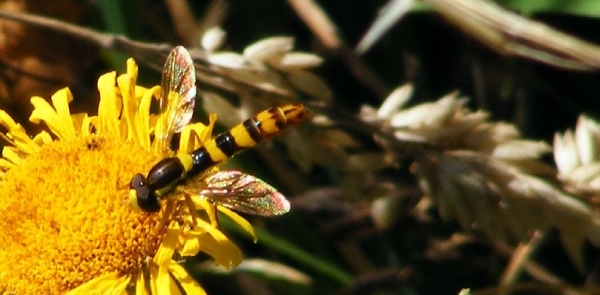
[287, 0, 390, 98]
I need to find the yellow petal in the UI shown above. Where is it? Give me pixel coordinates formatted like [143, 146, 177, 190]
[156, 264, 181, 295]
[50, 87, 75, 129]
[134, 271, 149, 295]
[117, 72, 138, 142]
[127, 58, 139, 82]
[153, 221, 180, 266]
[0, 158, 15, 170]
[65, 272, 128, 295]
[201, 114, 217, 142]
[218, 206, 257, 242]
[30, 92, 76, 140]
[179, 235, 200, 256]
[2, 147, 22, 165]
[169, 262, 207, 295]
[31, 89, 75, 138]
[135, 85, 160, 150]
[97, 71, 121, 138]
[11, 137, 39, 155]
[193, 234, 240, 267]
[189, 217, 243, 267]
[194, 198, 219, 226]
[148, 265, 159, 295]
[106, 278, 130, 295]
[0, 109, 18, 130]
[179, 125, 194, 153]
[32, 131, 53, 145]
[179, 114, 217, 152]
[81, 114, 93, 138]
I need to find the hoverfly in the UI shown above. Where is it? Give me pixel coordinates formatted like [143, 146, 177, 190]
[128, 46, 307, 216]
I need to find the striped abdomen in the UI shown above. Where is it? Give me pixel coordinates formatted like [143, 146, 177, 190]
[187, 104, 307, 176]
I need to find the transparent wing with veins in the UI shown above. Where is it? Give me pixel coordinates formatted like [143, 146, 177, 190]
[179, 171, 291, 216]
[154, 46, 197, 153]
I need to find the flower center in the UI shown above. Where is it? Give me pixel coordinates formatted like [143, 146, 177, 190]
[0, 135, 167, 294]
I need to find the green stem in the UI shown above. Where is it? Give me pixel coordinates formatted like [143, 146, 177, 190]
[98, 0, 127, 70]
[221, 218, 354, 286]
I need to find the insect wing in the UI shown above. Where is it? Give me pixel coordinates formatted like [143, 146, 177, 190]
[182, 171, 291, 216]
[155, 46, 197, 152]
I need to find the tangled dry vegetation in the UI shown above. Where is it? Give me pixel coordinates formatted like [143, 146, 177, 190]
[193, 26, 600, 294]
[1, 3, 600, 294]
[193, 26, 600, 292]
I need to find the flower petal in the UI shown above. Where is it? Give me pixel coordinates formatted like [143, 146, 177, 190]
[97, 71, 122, 138]
[194, 198, 219, 226]
[30, 89, 77, 139]
[32, 131, 52, 146]
[179, 234, 201, 256]
[50, 87, 75, 131]
[153, 221, 180, 266]
[117, 67, 138, 142]
[169, 262, 207, 295]
[135, 85, 160, 150]
[134, 271, 150, 295]
[188, 216, 243, 268]
[2, 147, 22, 165]
[65, 272, 128, 295]
[156, 263, 181, 295]
[179, 114, 217, 153]
[218, 206, 257, 242]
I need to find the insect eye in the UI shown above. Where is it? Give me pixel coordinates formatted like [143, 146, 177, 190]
[130, 174, 161, 212]
[130, 173, 146, 189]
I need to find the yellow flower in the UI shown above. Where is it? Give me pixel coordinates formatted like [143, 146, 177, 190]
[0, 58, 255, 294]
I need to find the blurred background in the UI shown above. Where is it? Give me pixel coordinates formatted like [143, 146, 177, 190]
[2, 0, 600, 294]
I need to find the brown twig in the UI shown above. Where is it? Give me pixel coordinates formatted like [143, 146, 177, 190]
[0, 10, 298, 99]
[494, 236, 564, 286]
[498, 231, 546, 294]
[307, 100, 432, 159]
[0, 9, 172, 58]
[197, 0, 229, 37]
[164, 0, 198, 46]
[287, 0, 390, 98]
[424, 0, 600, 70]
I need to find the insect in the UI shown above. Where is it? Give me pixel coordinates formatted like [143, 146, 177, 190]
[128, 46, 307, 216]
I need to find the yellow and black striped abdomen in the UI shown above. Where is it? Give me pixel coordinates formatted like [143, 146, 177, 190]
[188, 104, 307, 175]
